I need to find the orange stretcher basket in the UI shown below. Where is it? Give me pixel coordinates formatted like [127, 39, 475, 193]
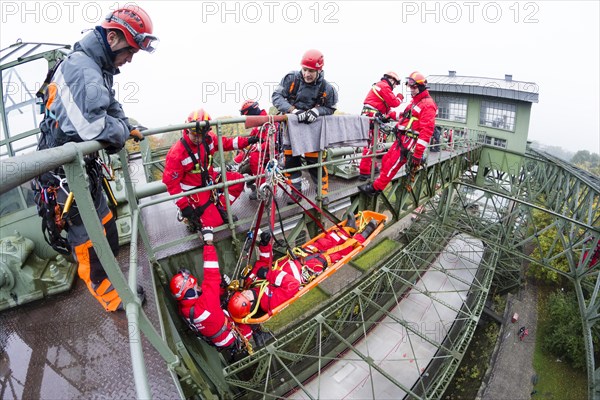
[232, 211, 387, 324]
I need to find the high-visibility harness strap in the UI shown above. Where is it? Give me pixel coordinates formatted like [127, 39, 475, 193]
[241, 279, 270, 323]
[371, 85, 388, 108]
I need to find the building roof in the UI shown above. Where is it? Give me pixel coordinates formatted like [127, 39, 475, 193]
[427, 72, 539, 103]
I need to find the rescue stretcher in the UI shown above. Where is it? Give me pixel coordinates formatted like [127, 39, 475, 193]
[232, 211, 387, 324]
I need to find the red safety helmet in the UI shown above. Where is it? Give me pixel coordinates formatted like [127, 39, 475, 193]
[301, 49, 324, 71]
[240, 100, 259, 115]
[228, 291, 254, 319]
[170, 269, 198, 300]
[406, 71, 427, 86]
[383, 71, 400, 83]
[102, 5, 158, 52]
[184, 108, 211, 135]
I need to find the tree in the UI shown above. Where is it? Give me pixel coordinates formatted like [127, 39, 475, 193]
[571, 150, 591, 165]
[571, 150, 600, 177]
[542, 290, 600, 370]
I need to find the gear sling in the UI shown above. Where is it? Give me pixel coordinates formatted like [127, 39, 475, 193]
[178, 120, 217, 228]
[32, 58, 123, 311]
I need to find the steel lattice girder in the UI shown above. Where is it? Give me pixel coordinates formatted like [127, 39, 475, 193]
[221, 146, 599, 399]
[448, 148, 600, 399]
[223, 224, 494, 399]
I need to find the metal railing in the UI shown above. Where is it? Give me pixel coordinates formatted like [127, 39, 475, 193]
[5, 116, 474, 397]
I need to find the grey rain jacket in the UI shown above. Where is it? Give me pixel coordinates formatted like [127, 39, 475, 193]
[47, 28, 132, 152]
[272, 70, 338, 116]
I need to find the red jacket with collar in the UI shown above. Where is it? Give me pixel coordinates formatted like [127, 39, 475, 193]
[363, 79, 403, 115]
[396, 90, 437, 160]
[177, 245, 248, 347]
[163, 130, 249, 209]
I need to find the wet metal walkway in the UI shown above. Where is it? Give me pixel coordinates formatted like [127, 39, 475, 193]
[0, 150, 457, 399]
[0, 242, 178, 399]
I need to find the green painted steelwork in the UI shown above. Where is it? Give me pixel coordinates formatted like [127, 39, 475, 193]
[2, 121, 599, 398]
[1, 46, 598, 399]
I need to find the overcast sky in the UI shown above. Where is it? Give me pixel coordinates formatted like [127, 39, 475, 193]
[1, 0, 598, 154]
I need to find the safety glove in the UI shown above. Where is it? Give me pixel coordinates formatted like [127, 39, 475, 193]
[201, 226, 214, 243]
[296, 110, 308, 123]
[304, 108, 319, 123]
[129, 125, 147, 142]
[409, 157, 422, 182]
[181, 206, 196, 221]
[259, 231, 272, 246]
[247, 136, 260, 145]
[256, 267, 268, 279]
[374, 112, 390, 125]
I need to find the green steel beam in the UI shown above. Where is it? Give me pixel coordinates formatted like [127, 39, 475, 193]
[2, 109, 599, 398]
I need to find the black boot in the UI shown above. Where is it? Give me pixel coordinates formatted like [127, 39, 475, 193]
[286, 182, 303, 205]
[345, 214, 358, 231]
[116, 284, 146, 311]
[248, 183, 258, 200]
[249, 188, 258, 200]
[137, 284, 147, 306]
[358, 220, 378, 238]
[358, 183, 381, 197]
[218, 206, 238, 223]
[252, 326, 275, 348]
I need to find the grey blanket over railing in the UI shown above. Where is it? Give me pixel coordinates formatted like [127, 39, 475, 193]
[284, 114, 370, 156]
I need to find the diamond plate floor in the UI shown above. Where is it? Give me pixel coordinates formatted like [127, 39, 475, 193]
[0, 239, 178, 400]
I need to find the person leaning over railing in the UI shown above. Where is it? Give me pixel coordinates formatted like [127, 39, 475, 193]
[236, 100, 276, 201]
[272, 49, 338, 206]
[32, 6, 158, 312]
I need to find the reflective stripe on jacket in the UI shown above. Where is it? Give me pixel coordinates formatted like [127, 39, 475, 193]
[397, 90, 437, 160]
[162, 131, 248, 209]
[47, 28, 131, 152]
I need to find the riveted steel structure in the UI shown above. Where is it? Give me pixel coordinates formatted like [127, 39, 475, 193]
[1, 46, 598, 399]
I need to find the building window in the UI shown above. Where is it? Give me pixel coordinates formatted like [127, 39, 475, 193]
[478, 134, 507, 148]
[479, 101, 516, 132]
[432, 95, 467, 123]
[493, 137, 507, 148]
